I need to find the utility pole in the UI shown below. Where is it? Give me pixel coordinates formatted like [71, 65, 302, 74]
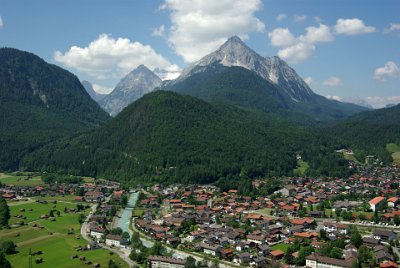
[29, 248, 32, 268]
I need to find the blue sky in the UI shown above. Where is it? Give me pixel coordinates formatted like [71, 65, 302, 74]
[0, 0, 399, 108]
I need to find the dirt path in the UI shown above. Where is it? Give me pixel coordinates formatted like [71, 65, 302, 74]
[16, 233, 57, 247]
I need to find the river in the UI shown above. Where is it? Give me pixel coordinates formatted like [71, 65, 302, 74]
[116, 191, 138, 238]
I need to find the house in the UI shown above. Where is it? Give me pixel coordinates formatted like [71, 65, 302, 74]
[379, 260, 398, 268]
[373, 229, 397, 241]
[323, 222, 349, 235]
[234, 252, 251, 264]
[388, 197, 399, 208]
[278, 185, 296, 197]
[89, 224, 105, 240]
[84, 191, 104, 203]
[105, 234, 127, 248]
[147, 255, 186, 268]
[369, 196, 386, 212]
[199, 243, 221, 256]
[306, 253, 355, 268]
[247, 234, 265, 245]
[270, 249, 285, 259]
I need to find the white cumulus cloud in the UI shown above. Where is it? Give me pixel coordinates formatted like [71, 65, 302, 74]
[54, 34, 179, 80]
[334, 18, 376, 35]
[276, 13, 286, 21]
[323, 76, 342, 87]
[373, 61, 400, 81]
[294, 14, 307, 22]
[326, 95, 342, 101]
[92, 84, 112, 94]
[161, 0, 265, 62]
[269, 24, 333, 64]
[0, 16, 3, 29]
[268, 28, 296, 47]
[303, 24, 334, 43]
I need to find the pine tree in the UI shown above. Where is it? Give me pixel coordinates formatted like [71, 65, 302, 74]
[0, 197, 10, 227]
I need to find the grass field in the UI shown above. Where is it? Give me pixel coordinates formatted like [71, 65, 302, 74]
[2, 201, 128, 268]
[0, 173, 44, 186]
[293, 160, 309, 176]
[386, 143, 400, 163]
[8, 200, 78, 226]
[270, 243, 290, 253]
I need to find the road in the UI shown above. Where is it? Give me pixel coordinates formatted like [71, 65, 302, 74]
[80, 196, 136, 267]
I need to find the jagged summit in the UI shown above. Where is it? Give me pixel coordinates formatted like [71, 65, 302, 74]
[176, 36, 314, 102]
[99, 64, 162, 116]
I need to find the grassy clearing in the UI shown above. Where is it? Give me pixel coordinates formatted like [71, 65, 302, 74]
[386, 143, 400, 163]
[270, 243, 290, 253]
[386, 143, 400, 153]
[293, 160, 309, 176]
[37, 195, 80, 203]
[0, 175, 44, 186]
[8, 200, 78, 225]
[3, 201, 128, 268]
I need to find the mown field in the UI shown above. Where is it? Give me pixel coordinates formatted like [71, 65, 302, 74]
[0, 173, 44, 186]
[2, 196, 128, 267]
[387, 143, 400, 163]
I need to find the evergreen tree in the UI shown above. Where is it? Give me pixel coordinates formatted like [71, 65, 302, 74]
[0, 252, 11, 268]
[0, 197, 10, 227]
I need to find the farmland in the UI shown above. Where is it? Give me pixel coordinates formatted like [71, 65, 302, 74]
[2, 196, 128, 268]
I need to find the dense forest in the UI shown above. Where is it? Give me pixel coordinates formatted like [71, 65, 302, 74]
[21, 91, 353, 185]
[0, 48, 110, 170]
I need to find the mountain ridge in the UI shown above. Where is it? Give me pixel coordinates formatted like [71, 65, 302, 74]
[99, 64, 162, 116]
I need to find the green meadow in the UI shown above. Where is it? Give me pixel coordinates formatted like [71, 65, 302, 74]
[2, 197, 128, 267]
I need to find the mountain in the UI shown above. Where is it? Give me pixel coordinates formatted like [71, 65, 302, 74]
[0, 48, 110, 170]
[81, 80, 106, 102]
[328, 104, 400, 162]
[99, 65, 162, 116]
[167, 36, 367, 122]
[23, 91, 353, 184]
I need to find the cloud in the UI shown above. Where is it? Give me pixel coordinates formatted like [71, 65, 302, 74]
[294, 14, 307, 22]
[269, 24, 333, 64]
[304, 77, 314, 86]
[373, 61, 400, 81]
[276, 13, 286, 21]
[314, 16, 322, 23]
[54, 34, 178, 80]
[152, 25, 165, 36]
[161, 0, 265, 62]
[326, 95, 342, 101]
[278, 42, 315, 64]
[366, 96, 400, 109]
[334, 18, 376, 35]
[384, 23, 400, 34]
[92, 84, 112, 94]
[0, 16, 3, 29]
[323, 76, 342, 86]
[268, 28, 296, 47]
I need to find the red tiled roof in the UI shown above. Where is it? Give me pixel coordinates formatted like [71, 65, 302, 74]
[369, 196, 385, 205]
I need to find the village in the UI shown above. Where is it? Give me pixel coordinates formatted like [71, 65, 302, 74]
[1, 163, 400, 267]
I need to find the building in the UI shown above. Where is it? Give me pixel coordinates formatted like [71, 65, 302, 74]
[147, 255, 186, 268]
[387, 197, 399, 208]
[105, 234, 126, 247]
[89, 224, 105, 241]
[199, 243, 221, 256]
[306, 253, 355, 268]
[373, 229, 397, 241]
[369, 196, 385, 212]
